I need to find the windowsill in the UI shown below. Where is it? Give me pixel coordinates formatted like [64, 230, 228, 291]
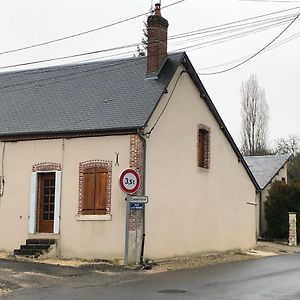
[75, 214, 112, 221]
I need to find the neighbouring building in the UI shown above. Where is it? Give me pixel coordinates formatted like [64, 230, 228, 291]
[244, 154, 290, 237]
[0, 4, 259, 263]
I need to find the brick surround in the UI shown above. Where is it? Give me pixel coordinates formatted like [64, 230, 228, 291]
[197, 124, 211, 169]
[78, 160, 112, 215]
[32, 162, 62, 232]
[129, 135, 145, 231]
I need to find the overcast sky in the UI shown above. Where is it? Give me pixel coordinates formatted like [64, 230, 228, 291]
[0, 0, 299, 148]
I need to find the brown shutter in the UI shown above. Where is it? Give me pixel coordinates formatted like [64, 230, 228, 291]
[198, 130, 205, 167]
[94, 170, 108, 215]
[82, 168, 95, 214]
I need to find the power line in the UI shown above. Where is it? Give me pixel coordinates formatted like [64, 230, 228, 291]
[197, 31, 300, 71]
[169, 5, 300, 40]
[0, 0, 185, 57]
[0, 7, 298, 71]
[197, 9, 300, 75]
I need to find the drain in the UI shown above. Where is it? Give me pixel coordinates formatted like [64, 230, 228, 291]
[158, 289, 187, 294]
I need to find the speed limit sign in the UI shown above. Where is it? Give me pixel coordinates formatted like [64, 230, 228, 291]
[119, 168, 140, 195]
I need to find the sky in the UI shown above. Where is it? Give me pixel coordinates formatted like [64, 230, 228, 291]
[0, 0, 299, 148]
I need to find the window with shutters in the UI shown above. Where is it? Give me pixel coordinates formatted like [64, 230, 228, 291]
[197, 125, 210, 169]
[79, 160, 112, 216]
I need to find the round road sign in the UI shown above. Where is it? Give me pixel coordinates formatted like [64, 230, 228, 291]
[119, 168, 140, 195]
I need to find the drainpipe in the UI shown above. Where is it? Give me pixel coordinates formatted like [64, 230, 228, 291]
[138, 131, 147, 265]
[259, 191, 262, 238]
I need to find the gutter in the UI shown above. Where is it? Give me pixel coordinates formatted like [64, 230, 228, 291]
[138, 131, 147, 265]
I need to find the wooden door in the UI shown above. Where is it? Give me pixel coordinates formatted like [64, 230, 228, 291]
[38, 173, 55, 233]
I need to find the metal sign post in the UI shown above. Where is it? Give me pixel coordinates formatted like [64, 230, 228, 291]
[124, 196, 130, 266]
[120, 169, 141, 266]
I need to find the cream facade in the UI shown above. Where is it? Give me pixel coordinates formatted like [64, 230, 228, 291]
[0, 63, 258, 260]
[145, 67, 257, 258]
[0, 136, 131, 259]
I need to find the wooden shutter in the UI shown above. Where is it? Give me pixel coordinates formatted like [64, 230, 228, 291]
[198, 130, 205, 167]
[82, 168, 96, 214]
[94, 168, 108, 215]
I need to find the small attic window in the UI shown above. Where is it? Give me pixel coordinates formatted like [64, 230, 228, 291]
[197, 125, 210, 169]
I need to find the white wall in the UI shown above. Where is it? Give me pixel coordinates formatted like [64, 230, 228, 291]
[144, 66, 257, 258]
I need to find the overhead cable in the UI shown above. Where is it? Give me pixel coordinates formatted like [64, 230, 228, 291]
[197, 9, 300, 75]
[0, 0, 185, 56]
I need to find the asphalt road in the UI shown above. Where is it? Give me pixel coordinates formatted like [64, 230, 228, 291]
[2, 254, 300, 299]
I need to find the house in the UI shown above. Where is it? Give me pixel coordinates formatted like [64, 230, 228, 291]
[0, 3, 259, 263]
[244, 154, 290, 238]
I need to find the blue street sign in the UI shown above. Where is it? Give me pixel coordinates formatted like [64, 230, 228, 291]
[130, 202, 145, 210]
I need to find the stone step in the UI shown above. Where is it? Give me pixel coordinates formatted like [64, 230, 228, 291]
[14, 239, 56, 257]
[20, 244, 50, 250]
[26, 239, 56, 245]
[14, 248, 44, 256]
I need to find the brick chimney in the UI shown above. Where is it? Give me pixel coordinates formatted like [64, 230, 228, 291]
[147, 3, 169, 75]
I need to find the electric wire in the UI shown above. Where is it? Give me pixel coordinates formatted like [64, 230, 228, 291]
[0, 5, 298, 92]
[197, 30, 300, 71]
[0, 8, 298, 72]
[197, 9, 300, 75]
[0, 0, 185, 56]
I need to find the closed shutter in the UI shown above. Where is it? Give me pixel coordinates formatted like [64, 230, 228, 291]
[95, 168, 108, 215]
[82, 168, 96, 214]
[198, 130, 205, 167]
[82, 167, 108, 215]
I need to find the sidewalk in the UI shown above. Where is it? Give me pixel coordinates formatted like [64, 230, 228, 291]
[257, 241, 300, 253]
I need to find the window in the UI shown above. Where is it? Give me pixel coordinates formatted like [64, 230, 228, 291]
[197, 126, 210, 169]
[82, 167, 108, 215]
[78, 160, 112, 217]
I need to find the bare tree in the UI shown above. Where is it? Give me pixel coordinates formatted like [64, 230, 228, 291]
[274, 135, 300, 156]
[240, 74, 269, 156]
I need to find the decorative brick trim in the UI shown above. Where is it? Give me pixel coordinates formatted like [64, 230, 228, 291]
[32, 162, 62, 232]
[33, 162, 62, 172]
[197, 124, 211, 169]
[129, 135, 145, 231]
[78, 160, 112, 215]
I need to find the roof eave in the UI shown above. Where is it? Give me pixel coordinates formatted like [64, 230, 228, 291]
[0, 126, 143, 142]
[261, 154, 291, 190]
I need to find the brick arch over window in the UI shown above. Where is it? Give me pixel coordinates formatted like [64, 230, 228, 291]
[78, 160, 112, 215]
[33, 162, 62, 172]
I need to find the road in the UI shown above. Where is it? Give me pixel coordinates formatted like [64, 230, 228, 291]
[2, 254, 300, 299]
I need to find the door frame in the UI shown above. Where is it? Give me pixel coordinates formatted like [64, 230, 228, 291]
[29, 171, 62, 234]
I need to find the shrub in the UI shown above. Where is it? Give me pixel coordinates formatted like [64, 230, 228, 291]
[264, 181, 300, 240]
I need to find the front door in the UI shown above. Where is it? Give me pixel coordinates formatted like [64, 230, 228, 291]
[38, 173, 55, 233]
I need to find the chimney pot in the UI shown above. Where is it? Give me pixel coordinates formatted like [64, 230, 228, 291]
[154, 3, 161, 16]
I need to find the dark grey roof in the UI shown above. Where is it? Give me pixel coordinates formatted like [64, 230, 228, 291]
[244, 155, 290, 189]
[0, 51, 260, 190]
[0, 53, 183, 137]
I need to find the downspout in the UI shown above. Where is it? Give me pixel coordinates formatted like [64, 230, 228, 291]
[259, 191, 262, 238]
[138, 131, 147, 265]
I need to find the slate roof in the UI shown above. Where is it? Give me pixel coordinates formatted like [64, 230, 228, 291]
[0, 51, 260, 190]
[244, 155, 290, 189]
[0, 52, 183, 137]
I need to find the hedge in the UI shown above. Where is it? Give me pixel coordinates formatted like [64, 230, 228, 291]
[264, 181, 300, 240]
